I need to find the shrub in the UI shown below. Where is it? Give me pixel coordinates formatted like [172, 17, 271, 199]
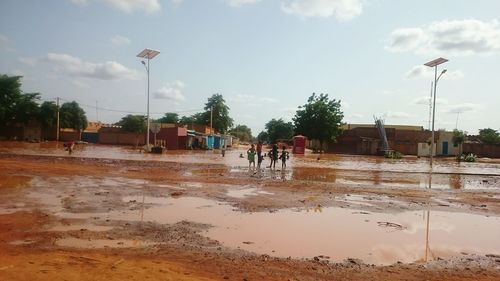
[384, 150, 403, 159]
[456, 153, 476, 162]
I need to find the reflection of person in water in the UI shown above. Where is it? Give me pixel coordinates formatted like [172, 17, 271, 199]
[63, 141, 75, 155]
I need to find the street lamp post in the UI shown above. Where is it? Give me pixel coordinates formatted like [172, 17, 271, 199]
[137, 48, 160, 151]
[424, 57, 448, 168]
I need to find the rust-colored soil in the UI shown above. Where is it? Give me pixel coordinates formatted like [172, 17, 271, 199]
[0, 152, 499, 281]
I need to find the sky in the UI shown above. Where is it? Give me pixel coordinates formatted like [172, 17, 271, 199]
[1, 0, 499, 135]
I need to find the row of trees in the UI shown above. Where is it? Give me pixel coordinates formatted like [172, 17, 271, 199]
[257, 93, 344, 147]
[0, 75, 88, 132]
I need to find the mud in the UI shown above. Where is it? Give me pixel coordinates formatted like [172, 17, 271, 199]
[0, 141, 499, 280]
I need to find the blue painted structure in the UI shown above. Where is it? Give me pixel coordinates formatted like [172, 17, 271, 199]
[82, 132, 98, 143]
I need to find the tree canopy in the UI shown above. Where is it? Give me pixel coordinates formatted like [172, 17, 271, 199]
[257, 131, 269, 143]
[265, 118, 294, 143]
[39, 101, 58, 128]
[479, 128, 500, 144]
[60, 101, 88, 131]
[157, 112, 179, 124]
[0, 75, 40, 125]
[203, 94, 233, 133]
[179, 112, 205, 125]
[293, 93, 344, 147]
[452, 129, 466, 146]
[229, 124, 253, 142]
[116, 115, 146, 134]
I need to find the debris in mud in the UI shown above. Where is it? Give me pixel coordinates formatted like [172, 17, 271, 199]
[242, 241, 254, 244]
[170, 191, 184, 197]
[376, 221, 407, 230]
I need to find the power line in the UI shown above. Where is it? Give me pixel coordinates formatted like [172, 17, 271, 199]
[49, 96, 203, 115]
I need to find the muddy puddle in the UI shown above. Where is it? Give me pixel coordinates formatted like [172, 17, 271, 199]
[37, 192, 498, 265]
[55, 238, 159, 249]
[2, 142, 499, 178]
[292, 168, 500, 189]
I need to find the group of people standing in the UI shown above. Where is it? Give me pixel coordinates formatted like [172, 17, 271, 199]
[246, 141, 289, 171]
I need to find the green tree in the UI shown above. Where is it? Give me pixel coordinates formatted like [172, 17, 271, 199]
[257, 131, 269, 143]
[116, 115, 146, 134]
[157, 112, 179, 124]
[229, 124, 253, 142]
[479, 128, 500, 144]
[60, 101, 88, 131]
[0, 74, 40, 125]
[202, 94, 233, 133]
[179, 112, 205, 125]
[39, 101, 58, 128]
[293, 93, 344, 149]
[116, 115, 146, 147]
[452, 129, 467, 155]
[265, 118, 294, 143]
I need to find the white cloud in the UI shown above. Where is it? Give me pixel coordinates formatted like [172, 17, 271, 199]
[445, 103, 481, 114]
[226, 0, 261, 7]
[18, 57, 37, 66]
[348, 113, 363, 119]
[110, 35, 131, 45]
[70, 0, 161, 13]
[412, 96, 448, 105]
[386, 111, 412, 119]
[281, 0, 363, 21]
[387, 19, 500, 55]
[153, 81, 186, 102]
[229, 94, 276, 103]
[45, 53, 141, 80]
[406, 65, 464, 80]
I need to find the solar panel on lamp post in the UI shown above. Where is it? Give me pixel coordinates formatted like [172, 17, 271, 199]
[137, 48, 160, 152]
[424, 57, 448, 168]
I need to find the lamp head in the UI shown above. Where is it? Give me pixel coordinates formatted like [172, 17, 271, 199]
[141, 60, 146, 65]
[441, 69, 447, 74]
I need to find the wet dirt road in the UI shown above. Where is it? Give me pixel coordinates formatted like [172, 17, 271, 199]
[0, 142, 499, 280]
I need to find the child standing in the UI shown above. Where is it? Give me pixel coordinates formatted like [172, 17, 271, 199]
[247, 144, 256, 170]
[279, 146, 289, 170]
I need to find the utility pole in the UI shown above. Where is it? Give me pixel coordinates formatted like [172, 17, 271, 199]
[96, 100, 99, 122]
[428, 81, 433, 131]
[210, 106, 213, 134]
[56, 97, 60, 142]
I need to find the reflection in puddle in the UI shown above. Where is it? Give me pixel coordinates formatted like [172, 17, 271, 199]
[85, 196, 500, 265]
[55, 238, 158, 248]
[226, 187, 274, 198]
[292, 167, 500, 190]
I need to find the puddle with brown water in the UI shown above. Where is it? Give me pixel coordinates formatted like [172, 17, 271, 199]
[74, 195, 500, 265]
[0, 175, 32, 189]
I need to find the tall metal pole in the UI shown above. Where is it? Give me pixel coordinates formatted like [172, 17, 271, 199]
[430, 66, 438, 167]
[210, 106, 213, 133]
[56, 97, 60, 142]
[428, 81, 433, 131]
[146, 58, 150, 149]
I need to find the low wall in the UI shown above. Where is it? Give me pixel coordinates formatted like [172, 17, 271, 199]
[99, 131, 145, 146]
[463, 143, 500, 158]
